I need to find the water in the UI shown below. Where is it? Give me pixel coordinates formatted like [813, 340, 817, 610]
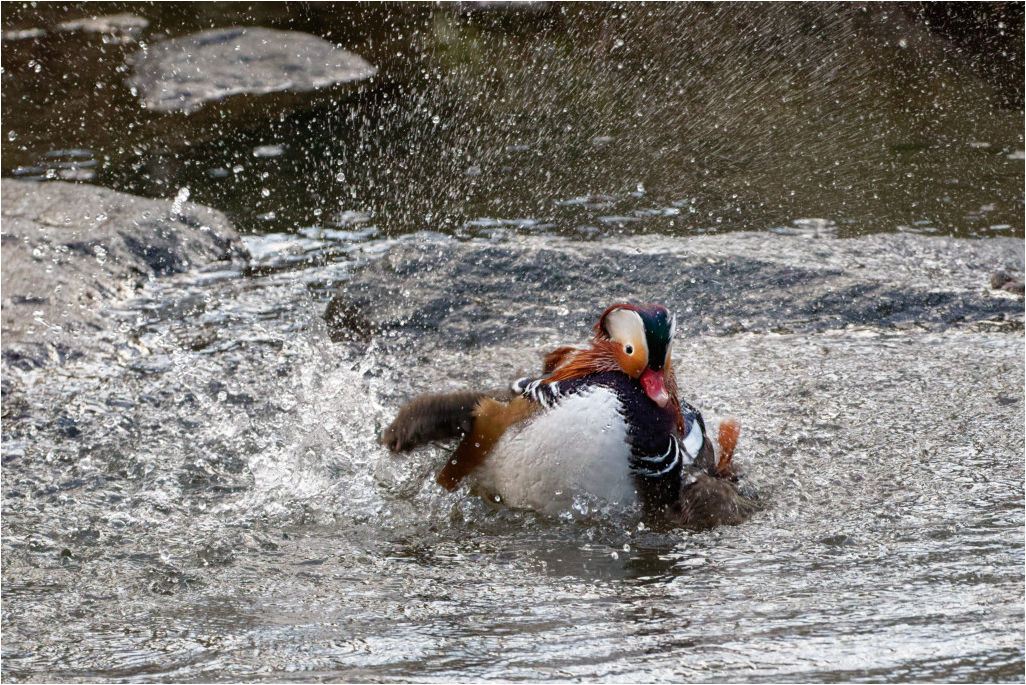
[3, 228, 1023, 681]
[2, 3, 1024, 682]
[2, 3, 1023, 238]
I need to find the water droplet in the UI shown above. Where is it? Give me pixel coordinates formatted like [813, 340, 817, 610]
[253, 144, 285, 158]
[170, 187, 190, 216]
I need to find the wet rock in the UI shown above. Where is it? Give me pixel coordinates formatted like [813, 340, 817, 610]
[126, 27, 377, 114]
[1, 180, 247, 366]
[57, 13, 148, 43]
[1, 27, 46, 41]
[990, 270, 1025, 296]
[2, 13, 148, 44]
[327, 233, 1025, 349]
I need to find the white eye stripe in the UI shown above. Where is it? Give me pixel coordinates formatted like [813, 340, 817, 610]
[604, 308, 644, 340]
[603, 308, 648, 359]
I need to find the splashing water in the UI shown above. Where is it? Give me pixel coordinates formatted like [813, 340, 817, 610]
[3, 225, 1023, 681]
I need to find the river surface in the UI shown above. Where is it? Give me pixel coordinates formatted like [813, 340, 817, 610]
[3, 227, 1024, 682]
[2, 3, 1024, 683]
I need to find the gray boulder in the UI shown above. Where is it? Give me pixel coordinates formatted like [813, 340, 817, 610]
[327, 232, 1025, 351]
[127, 27, 377, 114]
[1, 180, 246, 366]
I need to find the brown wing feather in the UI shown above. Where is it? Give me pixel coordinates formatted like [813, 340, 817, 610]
[545, 340, 621, 382]
[543, 346, 580, 374]
[715, 417, 741, 477]
[436, 397, 539, 491]
[382, 391, 487, 453]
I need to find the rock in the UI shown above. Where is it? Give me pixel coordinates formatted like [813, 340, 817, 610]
[2, 28, 46, 41]
[126, 27, 377, 114]
[2, 13, 148, 44]
[326, 233, 1025, 350]
[1, 180, 247, 366]
[990, 270, 1025, 296]
[57, 13, 148, 43]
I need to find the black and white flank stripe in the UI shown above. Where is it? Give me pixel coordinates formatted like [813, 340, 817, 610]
[630, 417, 703, 479]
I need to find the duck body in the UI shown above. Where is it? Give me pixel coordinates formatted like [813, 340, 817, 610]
[472, 381, 637, 515]
[474, 371, 710, 517]
[382, 303, 751, 528]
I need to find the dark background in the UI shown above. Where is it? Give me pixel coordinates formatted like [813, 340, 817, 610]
[2, 2, 1023, 238]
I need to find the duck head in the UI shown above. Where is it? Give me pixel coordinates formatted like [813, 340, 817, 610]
[595, 303, 676, 407]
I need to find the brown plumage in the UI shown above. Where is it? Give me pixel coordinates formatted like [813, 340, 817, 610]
[545, 341, 620, 381]
[437, 397, 538, 491]
[381, 391, 491, 453]
[676, 472, 755, 528]
[715, 416, 741, 477]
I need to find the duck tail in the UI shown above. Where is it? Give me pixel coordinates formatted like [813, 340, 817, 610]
[715, 416, 741, 477]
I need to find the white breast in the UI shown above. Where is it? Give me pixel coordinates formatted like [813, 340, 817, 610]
[470, 386, 639, 516]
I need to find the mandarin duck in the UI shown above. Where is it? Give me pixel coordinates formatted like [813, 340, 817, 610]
[383, 303, 753, 528]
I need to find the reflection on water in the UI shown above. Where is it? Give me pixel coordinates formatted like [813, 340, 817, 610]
[1, 2, 1023, 237]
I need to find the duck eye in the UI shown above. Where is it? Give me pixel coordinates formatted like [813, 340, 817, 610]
[624, 344, 634, 355]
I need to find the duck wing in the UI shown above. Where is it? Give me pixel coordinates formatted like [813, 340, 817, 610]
[436, 375, 570, 490]
[437, 396, 540, 490]
[383, 390, 500, 453]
